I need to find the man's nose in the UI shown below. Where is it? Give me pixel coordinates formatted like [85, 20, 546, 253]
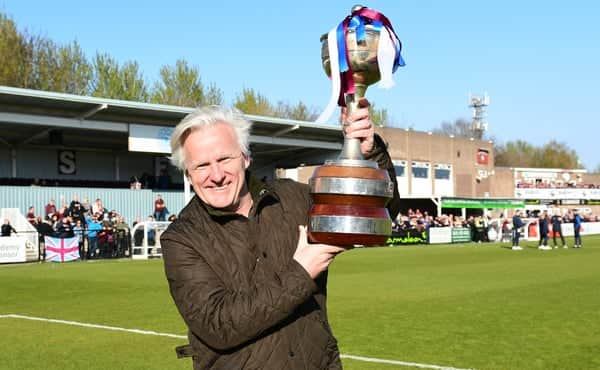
[208, 162, 225, 181]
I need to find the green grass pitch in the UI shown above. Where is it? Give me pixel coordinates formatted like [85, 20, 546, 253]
[1, 235, 599, 369]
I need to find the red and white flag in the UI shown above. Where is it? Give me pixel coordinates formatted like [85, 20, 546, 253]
[45, 236, 80, 262]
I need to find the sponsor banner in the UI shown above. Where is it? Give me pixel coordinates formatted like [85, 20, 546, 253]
[386, 229, 428, 245]
[128, 124, 174, 154]
[0, 237, 28, 263]
[442, 197, 524, 209]
[515, 188, 600, 200]
[584, 199, 600, 205]
[428, 227, 452, 244]
[525, 221, 600, 240]
[451, 227, 472, 243]
[560, 222, 600, 237]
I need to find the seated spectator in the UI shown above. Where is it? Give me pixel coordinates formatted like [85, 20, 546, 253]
[26, 206, 37, 224]
[45, 199, 57, 219]
[56, 216, 74, 239]
[1, 218, 17, 237]
[153, 194, 168, 221]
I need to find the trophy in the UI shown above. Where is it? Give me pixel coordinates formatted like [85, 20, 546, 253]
[308, 5, 405, 247]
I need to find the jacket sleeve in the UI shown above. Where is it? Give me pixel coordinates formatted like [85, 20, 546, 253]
[162, 235, 318, 351]
[364, 133, 401, 220]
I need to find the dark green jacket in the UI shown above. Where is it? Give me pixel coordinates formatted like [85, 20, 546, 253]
[161, 135, 399, 369]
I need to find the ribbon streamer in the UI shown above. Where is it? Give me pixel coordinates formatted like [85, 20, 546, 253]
[316, 6, 406, 124]
[315, 27, 342, 124]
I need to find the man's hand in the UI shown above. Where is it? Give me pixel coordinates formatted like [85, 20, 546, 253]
[341, 98, 375, 155]
[293, 226, 346, 279]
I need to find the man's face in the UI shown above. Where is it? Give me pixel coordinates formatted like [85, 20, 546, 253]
[183, 123, 250, 213]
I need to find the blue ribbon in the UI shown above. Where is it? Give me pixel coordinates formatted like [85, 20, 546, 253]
[336, 20, 349, 72]
[349, 15, 366, 43]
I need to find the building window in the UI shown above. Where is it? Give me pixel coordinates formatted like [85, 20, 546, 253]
[435, 168, 450, 180]
[393, 160, 406, 177]
[394, 164, 405, 177]
[412, 162, 429, 179]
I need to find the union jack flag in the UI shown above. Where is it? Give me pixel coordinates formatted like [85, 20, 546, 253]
[45, 236, 80, 262]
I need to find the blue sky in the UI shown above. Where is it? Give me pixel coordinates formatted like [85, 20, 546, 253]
[2, 1, 598, 170]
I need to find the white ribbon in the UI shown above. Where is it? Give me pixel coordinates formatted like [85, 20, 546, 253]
[377, 26, 397, 89]
[315, 27, 341, 125]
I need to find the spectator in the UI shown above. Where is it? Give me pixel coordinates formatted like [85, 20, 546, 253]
[550, 210, 567, 249]
[573, 210, 583, 248]
[45, 199, 57, 219]
[146, 215, 156, 246]
[538, 211, 551, 250]
[26, 206, 36, 224]
[92, 198, 106, 218]
[69, 194, 82, 211]
[154, 194, 168, 221]
[140, 172, 155, 189]
[86, 215, 103, 259]
[512, 210, 524, 250]
[36, 217, 53, 260]
[57, 202, 69, 221]
[73, 219, 85, 260]
[114, 216, 131, 257]
[157, 169, 171, 189]
[56, 216, 74, 239]
[81, 197, 92, 216]
[69, 203, 86, 225]
[1, 218, 17, 237]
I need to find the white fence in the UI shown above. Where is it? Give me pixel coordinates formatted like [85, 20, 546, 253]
[130, 221, 171, 260]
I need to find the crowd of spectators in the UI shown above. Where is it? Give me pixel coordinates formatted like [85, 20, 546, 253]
[393, 208, 470, 234]
[17, 194, 176, 261]
[393, 207, 598, 244]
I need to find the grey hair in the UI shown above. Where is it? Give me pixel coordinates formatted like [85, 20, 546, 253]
[170, 105, 252, 171]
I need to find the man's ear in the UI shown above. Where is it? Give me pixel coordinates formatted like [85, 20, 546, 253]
[243, 153, 251, 169]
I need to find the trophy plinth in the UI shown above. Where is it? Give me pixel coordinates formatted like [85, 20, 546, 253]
[308, 163, 394, 247]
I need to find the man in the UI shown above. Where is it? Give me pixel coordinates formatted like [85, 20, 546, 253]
[26, 206, 37, 224]
[537, 211, 551, 250]
[86, 214, 103, 259]
[573, 209, 583, 248]
[1, 218, 17, 237]
[113, 216, 131, 257]
[154, 194, 168, 221]
[161, 103, 400, 369]
[44, 199, 57, 219]
[550, 210, 567, 249]
[512, 210, 524, 250]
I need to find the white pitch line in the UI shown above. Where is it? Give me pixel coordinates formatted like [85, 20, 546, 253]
[1, 314, 473, 370]
[341, 354, 474, 370]
[0, 314, 187, 339]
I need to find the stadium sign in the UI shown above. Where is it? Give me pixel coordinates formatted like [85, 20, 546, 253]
[441, 197, 524, 209]
[128, 124, 174, 154]
[515, 188, 600, 200]
[451, 228, 472, 243]
[0, 237, 28, 263]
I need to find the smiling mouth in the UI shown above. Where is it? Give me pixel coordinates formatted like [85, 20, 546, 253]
[211, 183, 230, 191]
